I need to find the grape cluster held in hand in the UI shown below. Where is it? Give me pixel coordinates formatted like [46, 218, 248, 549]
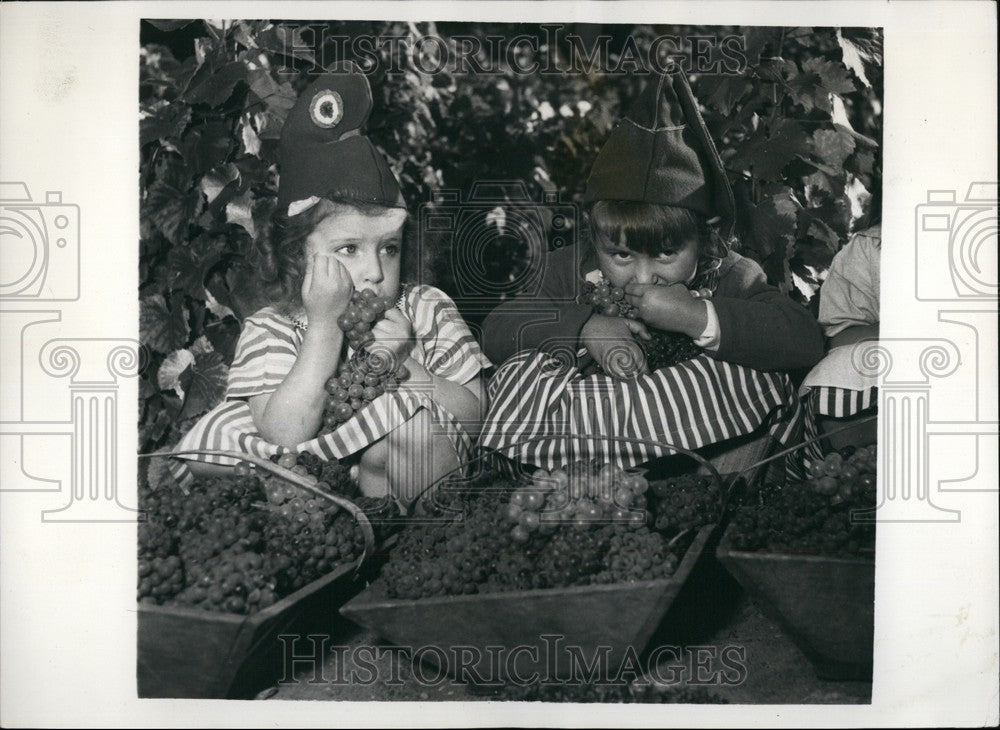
[577, 280, 702, 370]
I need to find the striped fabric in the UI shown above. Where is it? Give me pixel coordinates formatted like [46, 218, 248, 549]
[801, 385, 878, 465]
[170, 285, 490, 484]
[479, 349, 803, 471]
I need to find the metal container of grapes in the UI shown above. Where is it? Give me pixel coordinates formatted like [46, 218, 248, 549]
[137, 561, 364, 698]
[340, 524, 714, 682]
[716, 525, 874, 680]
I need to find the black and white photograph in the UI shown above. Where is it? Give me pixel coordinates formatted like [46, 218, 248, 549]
[0, 2, 996, 727]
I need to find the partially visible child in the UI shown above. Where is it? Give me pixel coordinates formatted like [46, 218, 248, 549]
[174, 67, 490, 505]
[480, 68, 824, 470]
[800, 203, 881, 458]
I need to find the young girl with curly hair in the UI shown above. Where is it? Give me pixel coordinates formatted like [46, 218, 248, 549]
[174, 67, 490, 505]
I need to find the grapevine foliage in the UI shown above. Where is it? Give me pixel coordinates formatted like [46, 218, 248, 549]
[139, 21, 882, 462]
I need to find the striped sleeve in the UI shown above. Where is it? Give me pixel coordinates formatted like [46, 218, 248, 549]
[405, 285, 492, 385]
[226, 309, 301, 400]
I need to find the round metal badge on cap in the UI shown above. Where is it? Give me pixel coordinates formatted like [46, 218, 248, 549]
[309, 89, 344, 128]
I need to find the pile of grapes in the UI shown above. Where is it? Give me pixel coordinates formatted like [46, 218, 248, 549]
[577, 279, 702, 371]
[475, 680, 728, 704]
[319, 289, 410, 435]
[728, 444, 877, 555]
[379, 465, 722, 599]
[138, 452, 382, 615]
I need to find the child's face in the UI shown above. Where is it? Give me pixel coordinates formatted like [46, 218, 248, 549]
[593, 229, 699, 289]
[305, 205, 407, 298]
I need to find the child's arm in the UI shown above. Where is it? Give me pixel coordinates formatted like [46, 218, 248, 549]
[707, 256, 825, 371]
[249, 254, 352, 446]
[625, 256, 824, 372]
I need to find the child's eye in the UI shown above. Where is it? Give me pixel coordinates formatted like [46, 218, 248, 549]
[656, 250, 678, 260]
[612, 251, 633, 261]
[337, 244, 358, 255]
[381, 243, 400, 257]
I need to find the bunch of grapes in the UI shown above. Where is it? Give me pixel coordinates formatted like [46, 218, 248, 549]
[577, 280, 703, 370]
[379, 467, 701, 599]
[650, 474, 722, 540]
[728, 444, 877, 555]
[598, 524, 679, 583]
[173, 551, 279, 614]
[530, 525, 611, 589]
[804, 444, 878, 505]
[317, 288, 411, 435]
[273, 451, 359, 499]
[503, 461, 651, 543]
[137, 460, 373, 614]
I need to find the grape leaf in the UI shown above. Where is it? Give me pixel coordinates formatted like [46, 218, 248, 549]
[181, 122, 235, 176]
[140, 294, 190, 353]
[846, 148, 876, 177]
[697, 74, 750, 117]
[786, 57, 856, 113]
[812, 127, 856, 169]
[738, 188, 799, 261]
[727, 118, 810, 182]
[226, 190, 256, 237]
[200, 163, 240, 205]
[139, 405, 174, 448]
[184, 61, 247, 106]
[158, 348, 195, 397]
[140, 102, 192, 146]
[178, 350, 228, 419]
[145, 160, 200, 245]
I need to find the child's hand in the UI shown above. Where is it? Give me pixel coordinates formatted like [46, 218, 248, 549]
[302, 253, 354, 326]
[580, 314, 650, 379]
[369, 308, 414, 365]
[625, 282, 708, 337]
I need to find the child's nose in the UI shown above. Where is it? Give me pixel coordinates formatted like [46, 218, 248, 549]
[632, 262, 660, 286]
[362, 252, 384, 284]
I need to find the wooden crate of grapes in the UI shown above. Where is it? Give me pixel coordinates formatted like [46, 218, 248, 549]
[137, 452, 383, 698]
[138, 561, 362, 698]
[716, 444, 877, 680]
[341, 462, 723, 682]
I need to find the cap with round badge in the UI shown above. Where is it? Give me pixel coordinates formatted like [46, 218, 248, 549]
[277, 62, 405, 214]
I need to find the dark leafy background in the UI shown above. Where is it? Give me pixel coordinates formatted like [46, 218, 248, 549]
[139, 20, 882, 455]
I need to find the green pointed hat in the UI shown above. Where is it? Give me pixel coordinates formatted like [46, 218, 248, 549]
[277, 63, 404, 213]
[584, 68, 735, 236]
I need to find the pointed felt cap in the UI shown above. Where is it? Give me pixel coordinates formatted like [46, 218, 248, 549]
[584, 68, 735, 236]
[277, 62, 404, 212]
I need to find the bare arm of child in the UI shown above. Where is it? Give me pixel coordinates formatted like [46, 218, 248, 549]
[249, 253, 352, 446]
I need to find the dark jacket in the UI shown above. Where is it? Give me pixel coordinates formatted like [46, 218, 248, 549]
[481, 245, 825, 373]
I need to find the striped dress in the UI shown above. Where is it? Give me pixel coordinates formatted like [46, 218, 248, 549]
[171, 285, 491, 483]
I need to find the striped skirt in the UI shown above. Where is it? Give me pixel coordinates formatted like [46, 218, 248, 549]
[170, 388, 474, 487]
[801, 385, 878, 464]
[478, 350, 803, 471]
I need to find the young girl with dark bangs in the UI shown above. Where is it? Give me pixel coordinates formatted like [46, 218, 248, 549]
[174, 67, 490, 505]
[479, 68, 824, 471]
